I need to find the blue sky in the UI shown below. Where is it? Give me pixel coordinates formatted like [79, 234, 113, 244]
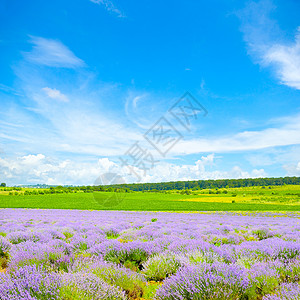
[0, 0, 300, 185]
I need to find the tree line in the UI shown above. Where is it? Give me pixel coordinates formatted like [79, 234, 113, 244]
[107, 176, 300, 191]
[1, 176, 300, 194]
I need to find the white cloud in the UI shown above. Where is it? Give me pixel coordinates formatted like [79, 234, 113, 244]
[247, 153, 274, 167]
[239, 0, 300, 90]
[22, 154, 45, 165]
[42, 87, 69, 102]
[2, 32, 299, 186]
[283, 161, 300, 176]
[0, 155, 117, 185]
[24, 36, 85, 68]
[98, 157, 118, 171]
[264, 28, 300, 89]
[245, 145, 300, 169]
[0, 154, 267, 186]
[0, 37, 142, 158]
[2, 76, 300, 159]
[170, 113, 300, 155]
[90, 0, 125, 18]
[28, 87, 141, 156]
[0, 89, 141, 158]
[124, 92, 169, 130]
[139, 159, 267, 184]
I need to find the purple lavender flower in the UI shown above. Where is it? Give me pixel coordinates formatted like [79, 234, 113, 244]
[156, 262, 249, 300]
[0, 236, 11, 257]
[61, 272, 126, 299]
[0, 265, 61, 300]
[263, 282, 300, 299]
[1, 208, 300, 299]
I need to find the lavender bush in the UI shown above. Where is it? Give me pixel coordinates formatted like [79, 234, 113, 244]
[60, 272, 126, 300]
[142, 252, 187, 281]
[1, 208, 300, 299]
[0, 265, 61, 299]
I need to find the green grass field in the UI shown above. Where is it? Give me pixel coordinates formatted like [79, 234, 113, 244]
[0, 184, 300, 211]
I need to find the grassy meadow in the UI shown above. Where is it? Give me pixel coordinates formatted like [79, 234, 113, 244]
[0, 184, 300, 211]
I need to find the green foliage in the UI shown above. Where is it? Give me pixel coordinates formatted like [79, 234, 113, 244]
[13, 251, 74, 272]
[252, 229, 272, 240]
[143, 281, 161, 299]
[276, 262, 300, 282]
[187, 250, 224, 264]
[59, 275, 126, 300]
[105, 230, 119, 239]
[104, 248, 149, 269]
[74, 242, 88, 252]
[246, 274, 279, 299]
[9, 236, 28, 245]
[92, 264, 146, 298]
[4, 176, 299, 194]
[275, 248, 300, 261]
[180, 190, 192, 195]
[95, 176, 300, 192]
[63, 231, 74, 240]
[142, 253, 182, 281]
[2, 184, 300, 212]
[0, 256, 8, 269]
[48, 252, 72, 272]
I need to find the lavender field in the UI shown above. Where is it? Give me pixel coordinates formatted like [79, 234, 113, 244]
[1, 209, 300, 299]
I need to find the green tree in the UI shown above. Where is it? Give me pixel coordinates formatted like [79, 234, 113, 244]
[0, 183, 6, 187]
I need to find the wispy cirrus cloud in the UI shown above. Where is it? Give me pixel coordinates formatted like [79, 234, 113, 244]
[24, 36, 85, 68]
[0, 37, 142, 158]
[171, 113, 300, 155]
[0, 84, 22, 96]
[4, 34, 300, 161]
[6, 34, 300, 160]
[90, 0, 125, 18]
[238, 0, 300, 90]
[2, 33, 300, 185]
